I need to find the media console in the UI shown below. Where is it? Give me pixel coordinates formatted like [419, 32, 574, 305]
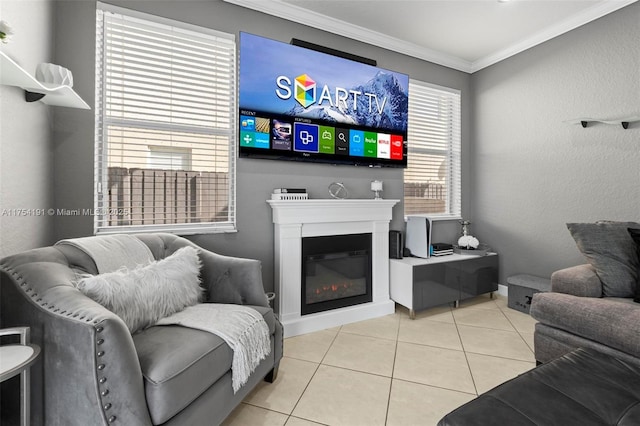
[389, 253, 499, 319]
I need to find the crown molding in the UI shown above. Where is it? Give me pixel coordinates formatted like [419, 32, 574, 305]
[470, 0, 639, 72]
[223, 0, 638, 74]
[222, 0, 473, 73]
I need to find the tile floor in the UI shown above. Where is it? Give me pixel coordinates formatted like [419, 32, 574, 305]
[222, 294, 537, 426]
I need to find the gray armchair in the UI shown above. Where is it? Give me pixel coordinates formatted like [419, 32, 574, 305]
[0, 233, 282, 425]
[530, 264, 640, 367]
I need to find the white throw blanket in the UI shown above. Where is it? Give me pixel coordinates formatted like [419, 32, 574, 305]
[156, 303, 271, 393]
[56, 234, 154, 273]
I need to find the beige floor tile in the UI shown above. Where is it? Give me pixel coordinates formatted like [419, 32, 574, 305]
[393, 342, 476, 394]
[386, 379, 476, 426]
[503, 308, 538, 334]
[458, 325, 535, 362]
[520, 331, 535, 352]
[285, 417, 326, 426]
[323, 332, 396, 376]
[493, 295, 509, 310]
[284, 329, 338, 363]
[398, 317, 463, 351]
[452, 307, 515, 331]
[244, 357, 319, 414]
[408, 304, 455, 323]
[292, 365, 391, 426]
[222, 403, 289, 426]
[340, 313, 400, 341]
[457, 294, 500, 310]
[466, 352, 536, 394]
[394, 303, 412, 319]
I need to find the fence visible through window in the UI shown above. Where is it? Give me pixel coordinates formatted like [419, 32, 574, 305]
[105, 167, 229, 226]
[404, 182, 446, 215]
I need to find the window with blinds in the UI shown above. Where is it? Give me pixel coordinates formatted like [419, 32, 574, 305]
[404, 80, 461, 217]
[94, 4, 236, 234]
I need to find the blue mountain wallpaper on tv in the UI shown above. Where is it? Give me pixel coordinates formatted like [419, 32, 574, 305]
[238, 32, 409, 167]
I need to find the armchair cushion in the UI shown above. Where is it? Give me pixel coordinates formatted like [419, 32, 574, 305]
[75, 246, 203, 333]
[132, 305, 276, 424]
[567, 222, 640, 297]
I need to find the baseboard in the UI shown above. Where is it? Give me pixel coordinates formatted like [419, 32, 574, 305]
[497, 284, 508, 297]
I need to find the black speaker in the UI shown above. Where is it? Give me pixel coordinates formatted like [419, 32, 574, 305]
[389, 230, 403, 259]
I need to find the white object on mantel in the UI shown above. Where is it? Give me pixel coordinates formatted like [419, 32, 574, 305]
[35, 63, 74, 87]
[271, 193, 308, 201]
[267, 198, 399, 337]
[371, 180, 383, 199]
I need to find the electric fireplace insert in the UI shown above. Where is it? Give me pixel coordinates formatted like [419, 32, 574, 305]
[301, 233, 372, 315]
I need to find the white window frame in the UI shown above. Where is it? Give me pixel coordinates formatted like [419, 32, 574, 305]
[94, 3, 236, 235]
[404, 79, 461, 219]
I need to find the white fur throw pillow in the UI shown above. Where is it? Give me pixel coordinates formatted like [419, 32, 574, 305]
[76, 246, 203, 333]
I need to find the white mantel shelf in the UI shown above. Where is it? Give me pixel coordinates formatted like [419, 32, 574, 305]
[267, 199, 399, 224]
[268, 198, 399, 337]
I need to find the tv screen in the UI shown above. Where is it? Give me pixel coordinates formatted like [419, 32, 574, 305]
[238, 32, 409, 168]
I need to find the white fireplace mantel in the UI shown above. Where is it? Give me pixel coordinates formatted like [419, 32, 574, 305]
[268, 199, 399, 337]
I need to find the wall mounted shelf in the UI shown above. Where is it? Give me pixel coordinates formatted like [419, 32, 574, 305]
[0, 51, 90, 109]
[565, 117, 640, 129]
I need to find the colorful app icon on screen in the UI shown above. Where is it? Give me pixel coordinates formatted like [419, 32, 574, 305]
[335, 128, 349, 155]
[319, 126, 335, 154]
[377, 133, 390, 159]
[240, 131, 255, 147]
[294, 123, 319, 153]
[272, 119, 292, 150]
[364, 132, 378, 158]
[349, 130, 364, 156]
[240, 115, 256, 132]
[390, 135, 404, 160]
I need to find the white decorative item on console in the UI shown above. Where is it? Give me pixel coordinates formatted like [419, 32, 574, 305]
[268, 199, 399, 337]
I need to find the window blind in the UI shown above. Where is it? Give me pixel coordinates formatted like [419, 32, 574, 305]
[404, 80, 461, 217]
[95, 4, 236, 234]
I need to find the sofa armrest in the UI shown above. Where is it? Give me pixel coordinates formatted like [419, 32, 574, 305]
[551, 264, 603, 298]
[1, 248, 153, 426]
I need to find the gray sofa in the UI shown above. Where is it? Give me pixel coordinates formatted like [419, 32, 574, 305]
[531, 263, 640, 367]
[0, 233, 283, 425]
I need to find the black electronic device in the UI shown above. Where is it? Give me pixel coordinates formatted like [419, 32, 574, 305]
[389, 230, 403, 259]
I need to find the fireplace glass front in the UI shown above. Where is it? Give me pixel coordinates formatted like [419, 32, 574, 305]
[301, 233, 372, 315]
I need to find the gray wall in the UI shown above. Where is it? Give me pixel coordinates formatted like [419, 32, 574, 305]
[50, 0, 472, 292]
[470, 2, 640, 284]
[8, 0, 635, 292]
[0, 0, 55, 257]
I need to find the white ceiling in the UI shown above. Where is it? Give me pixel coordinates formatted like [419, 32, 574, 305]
[223, 0, 638, 73]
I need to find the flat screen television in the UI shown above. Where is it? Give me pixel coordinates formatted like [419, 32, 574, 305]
[238, 32, 409, 168]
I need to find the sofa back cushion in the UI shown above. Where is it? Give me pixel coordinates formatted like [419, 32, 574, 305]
[567, 222, 640, 298]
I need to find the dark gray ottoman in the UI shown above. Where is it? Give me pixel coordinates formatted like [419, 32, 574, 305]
[507, 274, 550, 314]
[438, 348, 640, 425]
